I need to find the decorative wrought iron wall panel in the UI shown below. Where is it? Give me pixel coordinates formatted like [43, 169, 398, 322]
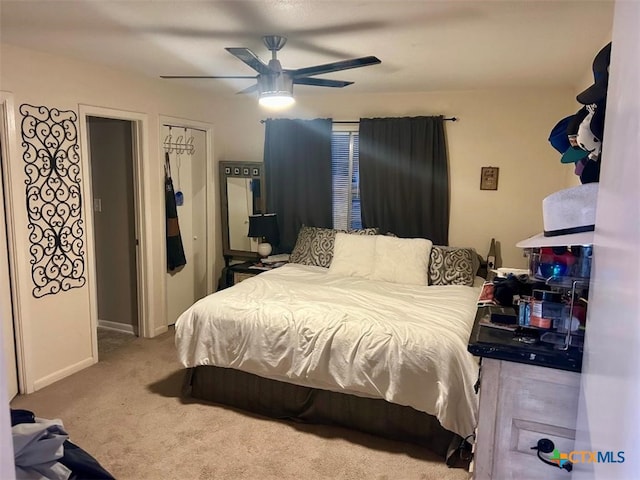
[20, 104, 86, 298]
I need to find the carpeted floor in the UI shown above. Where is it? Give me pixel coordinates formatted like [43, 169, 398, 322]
[11, 327, 469, 480]
[97, 327, 137, 356]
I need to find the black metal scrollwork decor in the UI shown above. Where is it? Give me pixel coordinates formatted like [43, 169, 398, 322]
[20, 104, 86, 298]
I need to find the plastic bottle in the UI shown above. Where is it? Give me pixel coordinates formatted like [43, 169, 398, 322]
[487, 238, 496, 270]
[529, 290, 563, 329]
[518, 297, 531, 326]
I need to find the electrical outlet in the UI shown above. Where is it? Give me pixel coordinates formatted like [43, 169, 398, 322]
[93, 198, 102, 212]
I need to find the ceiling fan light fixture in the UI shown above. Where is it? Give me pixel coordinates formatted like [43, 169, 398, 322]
[257, 73, 295, 109]
[258, 93, 295, 109]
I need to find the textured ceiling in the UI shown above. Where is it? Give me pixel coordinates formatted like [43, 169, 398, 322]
[0, 0, 615, 96]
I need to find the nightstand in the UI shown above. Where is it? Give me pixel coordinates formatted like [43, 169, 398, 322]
[219, 261, 283, 289]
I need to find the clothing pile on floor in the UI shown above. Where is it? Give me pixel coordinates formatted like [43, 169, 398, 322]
[11, 409, 114, 480]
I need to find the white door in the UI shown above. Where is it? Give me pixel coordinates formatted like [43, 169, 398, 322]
[574, 4, 640, 478]
[164, 125, 208, 325]
[0, 136, 18, 399]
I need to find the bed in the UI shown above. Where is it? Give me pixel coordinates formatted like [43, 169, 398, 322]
[175, 230, 483, 463]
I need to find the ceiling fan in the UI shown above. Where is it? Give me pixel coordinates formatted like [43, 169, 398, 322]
[161, 35, 381, 107]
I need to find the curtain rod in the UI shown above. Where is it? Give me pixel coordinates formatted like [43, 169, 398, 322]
[260, 117, 458, 124]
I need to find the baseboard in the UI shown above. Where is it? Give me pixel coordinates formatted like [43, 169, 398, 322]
[153, 324, 169, 337]
[98, 319, 135, 334]
[33, 356, 96, 391]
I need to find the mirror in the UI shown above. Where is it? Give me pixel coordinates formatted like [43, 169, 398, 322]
[220, 161, 265, 263]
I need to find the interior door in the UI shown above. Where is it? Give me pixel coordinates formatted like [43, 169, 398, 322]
[0, 136, 18, 399]
[164, 125, 208, 325]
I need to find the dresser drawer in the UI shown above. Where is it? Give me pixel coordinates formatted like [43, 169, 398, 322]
[474, 358, 580, 479]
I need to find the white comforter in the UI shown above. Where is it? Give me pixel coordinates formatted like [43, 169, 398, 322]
[175, 263, 481, 438]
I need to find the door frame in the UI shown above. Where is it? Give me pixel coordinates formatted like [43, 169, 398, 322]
[159, 115, 216, 299]
[0, 91, 26, 394]
[78, 105, 150, 357]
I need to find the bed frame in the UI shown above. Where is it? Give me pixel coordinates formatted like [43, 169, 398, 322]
[183, 365, 470, 467]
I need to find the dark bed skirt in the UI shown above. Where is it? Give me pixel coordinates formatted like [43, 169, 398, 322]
[184, 365, 468, 465]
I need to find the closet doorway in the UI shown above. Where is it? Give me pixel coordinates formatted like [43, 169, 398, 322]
[162, 122, 211, 326]
[86, 116, 141, 353]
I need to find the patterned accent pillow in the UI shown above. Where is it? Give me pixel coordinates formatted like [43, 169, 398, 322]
[349, 228, 379, 236]
[289, 226, 379, 268]
[428, 246, 477, 286]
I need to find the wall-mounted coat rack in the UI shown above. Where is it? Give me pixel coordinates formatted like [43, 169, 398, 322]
[163, 126, 195, 155]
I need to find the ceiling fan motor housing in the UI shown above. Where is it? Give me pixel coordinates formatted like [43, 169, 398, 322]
[258, 72, 293, 96]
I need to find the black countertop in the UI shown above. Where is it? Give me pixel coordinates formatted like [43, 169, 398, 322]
[467, 305, 583, 373]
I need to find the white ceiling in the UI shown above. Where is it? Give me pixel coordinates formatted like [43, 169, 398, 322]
[0, 0, 614, 97]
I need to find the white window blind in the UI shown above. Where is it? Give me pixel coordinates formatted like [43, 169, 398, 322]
[331, 125, 362, 230]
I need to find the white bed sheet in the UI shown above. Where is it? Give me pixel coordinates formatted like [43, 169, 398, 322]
[175, 263, 481, 438]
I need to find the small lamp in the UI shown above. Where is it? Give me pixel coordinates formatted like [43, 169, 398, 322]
[248, 213, 279, 258]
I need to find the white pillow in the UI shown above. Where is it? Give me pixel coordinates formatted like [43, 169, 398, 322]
[370, 236, 432, 285]
[328, 232, 377, 278]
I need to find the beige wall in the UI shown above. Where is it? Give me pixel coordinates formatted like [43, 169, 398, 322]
[0, 43, 221, 391]
[214, 88, 577, 268]
[0, 40, 587, 391]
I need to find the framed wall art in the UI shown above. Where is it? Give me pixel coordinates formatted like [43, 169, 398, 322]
[480, 166, 499, 191]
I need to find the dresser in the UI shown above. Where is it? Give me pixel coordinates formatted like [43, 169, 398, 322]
[468, 306, 582, 479]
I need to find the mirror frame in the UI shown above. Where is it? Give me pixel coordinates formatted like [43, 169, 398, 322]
[220, 161, 266, 264]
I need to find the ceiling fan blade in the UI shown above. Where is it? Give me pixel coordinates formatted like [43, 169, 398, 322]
[236, 84, 259, 95]
[160, 75, 257, 79]
[293, 78, 353, 88]
[292, 56, 381, 79]
[225, 47, 271, 75]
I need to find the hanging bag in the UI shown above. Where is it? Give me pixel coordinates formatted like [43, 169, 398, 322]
[165, 152, 186, 271]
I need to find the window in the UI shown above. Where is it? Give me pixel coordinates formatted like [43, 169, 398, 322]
[331, 124, 361, 230]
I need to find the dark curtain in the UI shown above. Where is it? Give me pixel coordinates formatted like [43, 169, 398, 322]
[264, 118, 333, 252]
[359, 116, 450, 245]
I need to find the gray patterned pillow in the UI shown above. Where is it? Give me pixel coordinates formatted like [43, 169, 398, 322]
[349, 228, 379, 236]
[289, 226, 379, 268]
[428, 246, 477, 286]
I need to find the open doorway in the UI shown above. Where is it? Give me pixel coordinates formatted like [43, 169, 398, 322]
[86, 116, 140, 356]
